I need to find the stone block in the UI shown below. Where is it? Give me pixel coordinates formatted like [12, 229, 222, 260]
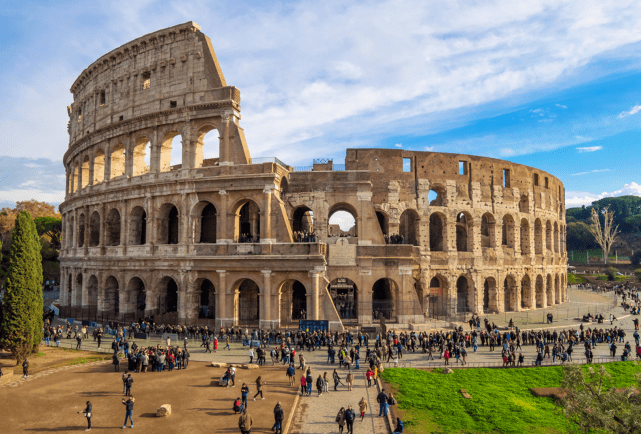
[443, 368, 454, 374]
[156, 404, 171, 417]
[242, 364, 259, 369]
[211, 362, 228, 368]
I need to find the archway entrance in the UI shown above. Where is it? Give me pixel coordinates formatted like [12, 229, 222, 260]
[292, 206, 313, 233]
[428, 276, 448, 318]
[128, 277, 146, 316]
[237, 279, 260, 323]
[236, 201, 260, 242]
[328, 278, 357, 322]
[278, 280, 308, 324]
[200, 204, 217, 243]
[535, 275, 545, 308]
[87, 275, 98, 314]
[104, 276, 119, 317]
[521, 275, 532, 309]
[483, 277, 497, 313]
[372, 278, 397, 321]
[504, 276, 517, 312]
[456, 276, 471, 313]
[429, 214, 444, 251]
[399, 210, 419, 245]
[199, 279, 215, 319]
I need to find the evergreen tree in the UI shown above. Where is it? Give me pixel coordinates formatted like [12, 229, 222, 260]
[0, 211, 43, 362]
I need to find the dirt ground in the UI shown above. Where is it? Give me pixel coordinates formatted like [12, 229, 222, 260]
[0, 361, 297, 433]
[1, 346, 110, 375]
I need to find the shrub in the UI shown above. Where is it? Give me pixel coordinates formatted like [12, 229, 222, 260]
[606, 267, 619, 281]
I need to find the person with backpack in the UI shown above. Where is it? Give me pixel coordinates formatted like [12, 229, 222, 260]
[241, 383, 249, 408]
[393, 417, 404, 434]
[300, 374, 307, 395]
[344, 405, 356, 434]
[238, 408, 252, 434]
[336, 407, 346, 434]
[233, 397, 244, 414]
[305, 371, 313, 396]
[272, 402, 284, 434]
[286, 364, 296, 386]
[333, 369, 341, 391]
[125, 373, 133, 396]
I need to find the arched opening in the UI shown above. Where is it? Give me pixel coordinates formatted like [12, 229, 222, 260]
[372, 278, 397, 321]
[292, 206, 314, 237]
[521, 275, 532, 309]
[502, 214, 515, 248]
[534, 219, 543, 254]
[456, 276, 471, 313]
[546, 221, 553, 252]
[199, 203, 217, 243]
[81, 155, 90, 188]
[132, 137, 151, 176]
[75, 274, 83, 306]
[456, 212, 472, 252]
[278, 177, 289, 198]
[129, 206, 147, 245]
[535, 275, 545, 308]
[236, 279, 259, 323]
[328, 204, 357, 238]
[328, 278, 357, 321]
[504, 275, 517, 312]
[72, 164, 79, 193]
[128, 277, 147, 315]
[399, 209, 419, 245]
[428, 276, 448, 317]
[193, 127, 219, 169]
[235, 200, 260, 243]
[104, 276, 119, 316]
[480, 213, 495, 248]
[157, 277, 177, 314]
[105, 208, 121, 246]
[110, 143, 125, 178]
[93, 149, 105, 183]
[428, 187, 445, 206]
[89, 211, 100, 247]
[199, 279, 216, 319]
[278, 280, 308, 323]
[483, 277, 498, 313]
[87, 275, 98, 310]
[292, 281, 307, 320]
[78, 213, 86, 247]
[68, 216, 74, 248]
[520, 218, 531, 255]
[376, 211, 389, 239]
[555, 274, 561, 304]
[158, 204, 179, 245]
[429, 213, 445, 251]
[519, 194, 529, 213]
[554, 222, 559, 254]
[160, 132, 183, 172]
[546, 274, 554, 307]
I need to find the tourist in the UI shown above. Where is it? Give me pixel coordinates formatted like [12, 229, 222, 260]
[22, 358, 29, 378]
[300, 374, 307, 395]
[233, 397, 243, 414]
[377, 388, 389, 417]
[393, 417, 404, 433]
[272, 402, 284, 434]
[249, 348, 255, 364]
[253, 376, 265, 400]
[113, 352, 120, 372]
[238, 408, 252, 434]
[287, 364, 295, 385]
[305, 371, 313, 395]
[230, 366, 235, 386]
[366, 368, 374, 387]
[121, 396, 135, 429]
[346, 370, 354, 391]
[358, 397, 368, 421]
[124, 373, 133, 396]
[316, 374, 324, 397]
[241, 383, 249, 408]
[77, 400, 92, 432]
[344, 405, 356, 434]
[333, 369, 341, 390]
[336, 407, 346, 434]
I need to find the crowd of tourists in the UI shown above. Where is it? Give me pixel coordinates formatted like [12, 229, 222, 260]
[384, 234, 406, 244]
[293, 231, 317, 242]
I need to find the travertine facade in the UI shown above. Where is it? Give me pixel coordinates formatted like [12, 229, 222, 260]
[59, 22, 567, 330]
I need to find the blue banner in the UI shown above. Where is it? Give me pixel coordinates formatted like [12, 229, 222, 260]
[299, 320, 329, 332]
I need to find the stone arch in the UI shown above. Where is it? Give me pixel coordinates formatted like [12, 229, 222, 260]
[78, 213, 86, 247]
[72, 163, 79, 193]
[504, 275, 518, 312]
[546, 274, 554, 306]
[546, 221, 553, 252]
[193, 124, 220, 169]
[376, 210, 389, 238]
[75, 274, 83, 306]
[233, 199, 261, 242]
[198, 278, 216, 319]
[328, 278, 357, 321]
[158, 203, 180, 244]
[535, 275, 545, 308]
[81, 155, 90, 188]
[105, 208, 121, 246]
[519, 194, 529, 213]
[132, 136, 151, 176]
[429, 212, 445, 251]
[156, 276, 177, 314]
[502, 214, 515, 248]
[456, 212, 473, 252]
[127, 277, 147, 314]
[483, 277, 498, 313]
[278, 279, 308, 323]
[292, 206, 314, 233]
[129, 206, 147, 245]
[428, 184, 446, 206]
[110, 143, 126, 178]
[233, 278, 260, 323]
[399, 209, 419, 246]
[521, 274, 532, 309]
[534, 218, 543, 254]
[278, 176, 289, 198]
[93, 148, 105, 183]
[428, 274, 449, 317]
[480, 212, 496, 248]
[103, 275, 119, 316]
[87, 275, 99, 309]
[456, 275, 473, 313]
[89, 211, 100, 247]
[160, 130, 184, 172]
[520, 218, 531, 255]
[191, 201, 217, 243]
[328, 202, 358, 237]
[555, 274, 561, 304]
[554, 222, 560, 254]
[372, 278, 399, 321]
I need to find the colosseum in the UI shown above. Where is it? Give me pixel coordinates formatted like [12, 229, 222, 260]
[58, 22, 568, 330]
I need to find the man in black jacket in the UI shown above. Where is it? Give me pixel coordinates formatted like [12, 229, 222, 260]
[377, 389, 389, 417]
[122, 397, 134, 429]
[272, 402, 284, 434]
[344, 405, 356, 434]
[78, 401, 92, 431]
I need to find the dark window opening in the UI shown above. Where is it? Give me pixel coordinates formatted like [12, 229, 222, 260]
[170, 100, 177, 108]
[168, 207, 179, 244]
[534, 173, 539, 186]
[119, 115, 124, 121]
[100, 91, 106, 106]
[503, 169, 510, 188]
[142, 72, 151, 90]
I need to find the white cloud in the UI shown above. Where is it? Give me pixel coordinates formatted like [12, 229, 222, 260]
[565, 182, 641, 207]
[577, 146, 603, 152]
[20, 180, 37, 187]
[394, 143, 403, 148]
[556, 104, 568, 108]
[0, 189, 65, 205]
[571, 168, 610, 176]
[424, 146, 435, 152]
[618, 104, 641, 118]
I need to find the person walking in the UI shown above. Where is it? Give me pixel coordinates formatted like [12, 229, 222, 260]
[253, 376, 265, 400]
[121, 396, 135, 429]
[113, 352, 120, 372]
[377, 389, 389, 417]
[300, 375, 307, 395]
[316, 374, 324, 397]
[333, 369, 341, 391]
[272, 402, 284, 434]
[336, 407, 346, 434]
[77, 400, 92, 431]
[238, 408, 252, 434]
[358, 397, 368, 422]
[22, 358, 29, 378]
[346, 370, 354, 391]
[344, 405, 356, 434]
[366, 368, 374, 387]
[286, 364, 296, 386]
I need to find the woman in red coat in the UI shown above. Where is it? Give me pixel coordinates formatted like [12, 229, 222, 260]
[443, 350, 450, 365]
[214, 337, 218, 352]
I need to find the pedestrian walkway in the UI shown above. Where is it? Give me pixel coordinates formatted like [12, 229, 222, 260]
[290, 370, 388, 434]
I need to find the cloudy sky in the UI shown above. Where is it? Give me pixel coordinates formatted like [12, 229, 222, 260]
[1, 0, 640, 210]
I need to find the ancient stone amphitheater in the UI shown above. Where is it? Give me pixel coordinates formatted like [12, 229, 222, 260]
[59, 22, 568, 330]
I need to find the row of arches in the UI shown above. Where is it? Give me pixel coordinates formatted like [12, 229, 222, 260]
[67, 125, 221, 194]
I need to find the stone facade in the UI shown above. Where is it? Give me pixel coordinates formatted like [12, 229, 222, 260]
[59, 22, 567, 330]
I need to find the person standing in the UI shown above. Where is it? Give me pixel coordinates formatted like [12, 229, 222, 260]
[286, 364, 295, 386]
[358, 397, 368, 422]
[78, 401, 92, 431]
[377, 389, 389, 417]
[300, 375, 307, 395]
[336, 407, 346, 434]
[316, 374, 324, 397]
[272, 402, 284, 434]
[333, 369, 341, 391]
[113, 352, 120, 372]
[366, 368, 373, 387]
[121, 397, 135, 429]
[344, 405, 356, 434]
[238, 408, 252, 434]
[249, 348, 255, 364]
[346, 371, 354, 391]
[241, 383, 250, 408]
[125, 373, 133, 396]
[22, 358, 29, 378]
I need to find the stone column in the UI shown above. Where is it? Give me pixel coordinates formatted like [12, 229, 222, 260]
[216, 270, 228, 327]
[104, 147, 112, 182]
[150, 127, 160, 174]
[217, 190, 231, 243]
[83, 206, 89, 255]
[261, 270, 272, 328]
[261, 185, 273, 243]
[219, 114, 231, 166]
[309, 270, 321, 321]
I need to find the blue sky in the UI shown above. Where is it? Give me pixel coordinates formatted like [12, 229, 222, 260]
[1, 0, 640, 209]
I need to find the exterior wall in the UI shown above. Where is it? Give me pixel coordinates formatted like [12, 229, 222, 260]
[59, 22, 568, 329]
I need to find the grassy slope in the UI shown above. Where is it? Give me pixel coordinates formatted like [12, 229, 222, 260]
[381, 363, 641, 434]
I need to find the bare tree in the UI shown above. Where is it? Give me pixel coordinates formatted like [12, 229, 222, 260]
[589, 206, 620, 264]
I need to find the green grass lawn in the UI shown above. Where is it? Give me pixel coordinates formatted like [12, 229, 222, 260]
[381, 363, 641, 434]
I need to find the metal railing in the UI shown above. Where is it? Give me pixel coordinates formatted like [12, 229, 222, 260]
[292, 166, 313, 172]
[247, 157, 288, 167]
[399, 355, 636, 369]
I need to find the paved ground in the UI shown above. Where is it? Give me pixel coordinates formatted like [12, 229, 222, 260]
[0, 361, 297, 433]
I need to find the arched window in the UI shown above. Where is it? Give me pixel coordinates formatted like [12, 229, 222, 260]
[132, 137, 151, 176]
[399, 209, 419, 246]
[278, 177, 289, 198]
[328, 278, 357, 321]
[110, 143, 126, 178]
[521, 275, 532, 309]
[199, 279, 215, 319]
[77, 213, 86, 247]
[128, 277, 146, 314]
[480, 213, 495, 248]
[158, 204, 179, 244]
[105, 209, 121, 246]
[292, 206, 314, 236]
[200, 203, 217, 243]
[429, 213, 445, 251]
[456, 213, 472, 252]
[428, 186, 445, 206]
[235, 200, 260, 243]
[94, 149, 105, 183]
[376, 211, 388, 238]
[328, 204, 357, 238]
[89, 211, 100, 246]
[130, 206, 147, 245]
[502, 214, 515, 248]
[160, 132, 183, 172]
[194, 127, 219, 169]
[520, 218, 531, 255]
[81, 155, 90, 188]
[372, 278, 397, 321]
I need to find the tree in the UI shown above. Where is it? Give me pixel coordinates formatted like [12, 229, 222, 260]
[632, 250, 641, 268]
[561, 364, 641, 433]
[626, 214, 641, 233]
[589, 206, 620, 264]
[34, 216, 61, 252]
[0, 211, 43, 361]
